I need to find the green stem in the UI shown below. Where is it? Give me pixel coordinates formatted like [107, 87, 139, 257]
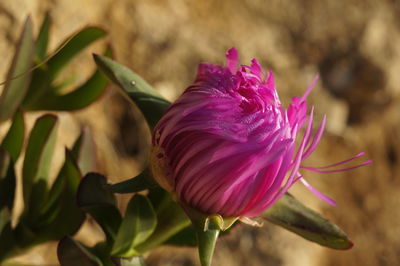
[196, 227, 219, 266]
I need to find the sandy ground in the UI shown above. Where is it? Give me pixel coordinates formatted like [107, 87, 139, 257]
[1, 0, 400, 265]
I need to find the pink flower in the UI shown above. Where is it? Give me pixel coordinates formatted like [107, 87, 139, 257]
[151, 48, 371, 218]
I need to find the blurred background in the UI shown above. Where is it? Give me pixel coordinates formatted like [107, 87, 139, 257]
[0, 0, 399, 265]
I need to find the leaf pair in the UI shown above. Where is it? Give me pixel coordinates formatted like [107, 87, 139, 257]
[58, 173, 157, 265]
[0, 112, 94, 261]
[15, 115, 87, 247]
[0, 15, 109, 123]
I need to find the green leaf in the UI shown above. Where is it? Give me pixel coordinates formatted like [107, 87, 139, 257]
[37, 149, 84, 241]
[23, 27, 106, 109]
[58, 236, 103, 266]
[0, 149, 15, 211]
[22, 65, 51, 109]
[22, 114, 57, 215]
[77, 173, 116, 207]
[93, 55, 170, 129]
[1, 109, 24, 162]
[0, 208, 17, 262]
[163, 225, 197, 247]
[0, 17, 34, 122]
[71, 129, 97, 175]
[112, 195, 157, 257]
[109, 169, 157, 194]
[0, 208, 11, 239]
[135, 188, 190, 253]
[36, 12, 51, 60]
[77, 173, 122, 242]
[263, 193, 353, 250]
[29, 45, 112, 111]
[47, 27, 106, 80]
[35, 148, 81, 227]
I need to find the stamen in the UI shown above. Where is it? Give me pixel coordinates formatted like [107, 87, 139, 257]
[300, 160, 373, 173]
[302, 115, 326, 160]
[300, 74, 319, 102]
[300, 178, 337, 205]
[306, 152, 366, 169]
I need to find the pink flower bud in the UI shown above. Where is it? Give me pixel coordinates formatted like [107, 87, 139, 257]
[151, 48, 371, 218]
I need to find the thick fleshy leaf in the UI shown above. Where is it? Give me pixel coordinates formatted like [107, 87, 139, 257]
[0, 17, 34, 122]
[77, 173, 122, 242]
[22, 114, 57, 213]
[28, 46, 112, 111]
[23, 27, 107, 109]
[163, 225, 197, 247]
[35, 148, 81, 226]
[0, 208, 11, 240]
[71, 129, 97, 175]
[36, 12, 51, 60]
[47, 27, 106, 80]
[1, 109, 24, 162]
[37, 149, 84, 240]
[93, 55, 170, 129]
[263, 193, 353, 250]
[109, 169, 157, 194]
[22, 65, 51, 109]
[111, 195, 157, 257]
[0, 149, 15, 211]
[134, 188, 191, 253]
[0, 208, 17, 262]
[77, 173, 115, 206]
[58, 236, 103, 266]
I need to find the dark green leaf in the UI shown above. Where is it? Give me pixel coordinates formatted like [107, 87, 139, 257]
[163, 225, 197, 247]
[22, 65, 51, 109]
[58, 236, 103, 266]
[0, 208, 11, 239]
[35, 149, 81, 226]
[36, 12, 51, 60]
[0, 17, 34, 122]
[93, 55, 170, 129]
[109, 169, 157, 194]
[77, 173, 122, 242]
[29, 46, 112, 111]
[263, 193, 353, 250]
[1, 109, 24, 161]
[47, 27, 106, 80]
[24, 28, 106, 109]
[134, 188, 190, 253]
[0, 208, 17, 262]
[22, 114, 57, 214]
[0, 149, 15, 211]
[112, 195, 157, 257]
[37, 150, 84, 240]
[77, 173, 116, 207]
[71, 129, 97, 175]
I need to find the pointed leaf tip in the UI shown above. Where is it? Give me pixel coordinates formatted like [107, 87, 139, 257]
[111, 194, 157, 257]
[263, 193, 353, 250]
[93, 55, 171, 129]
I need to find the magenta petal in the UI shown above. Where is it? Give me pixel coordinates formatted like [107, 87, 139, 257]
[150, 48, 371, 218]
[226, 47, 239, 74]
